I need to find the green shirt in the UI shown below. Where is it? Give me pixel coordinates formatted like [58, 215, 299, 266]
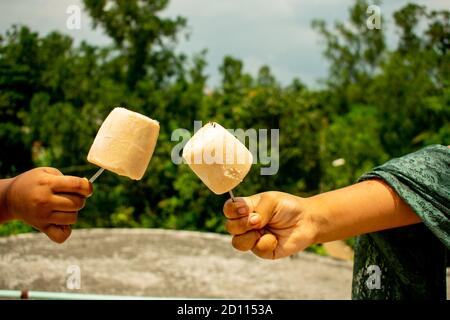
[352, 144, 450, 300]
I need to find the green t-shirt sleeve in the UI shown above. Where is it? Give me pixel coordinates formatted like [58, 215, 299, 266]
[358, 144, 450, 248]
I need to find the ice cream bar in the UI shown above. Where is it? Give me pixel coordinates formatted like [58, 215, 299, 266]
[182, 122, 253, 194]
[87, 107, 160, 180]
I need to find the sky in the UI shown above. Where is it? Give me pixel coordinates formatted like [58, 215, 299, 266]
[0, 0, 448, 88]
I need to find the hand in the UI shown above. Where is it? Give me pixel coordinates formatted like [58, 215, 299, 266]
[223, 192, 316, 259]
[223, 181, 422, 260]
[3, 167, 93, 243]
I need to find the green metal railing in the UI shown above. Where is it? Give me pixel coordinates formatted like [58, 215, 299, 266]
[0, 290, 189, 300]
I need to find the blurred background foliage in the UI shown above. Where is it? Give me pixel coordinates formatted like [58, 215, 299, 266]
[0, 1, 449, 253]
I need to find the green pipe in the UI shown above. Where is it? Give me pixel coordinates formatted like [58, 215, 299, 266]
[0, 290, 190, 300]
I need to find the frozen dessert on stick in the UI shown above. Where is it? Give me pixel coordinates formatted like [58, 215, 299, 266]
[87, 107, 160, 181]
[182, 122, 253, 196]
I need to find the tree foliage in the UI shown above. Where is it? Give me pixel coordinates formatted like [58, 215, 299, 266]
[0, 1, 448, 243]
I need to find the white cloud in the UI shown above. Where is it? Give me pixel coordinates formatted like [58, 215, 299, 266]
[0, 0, 110, 45]
[0, 0, 448, 88]
[163, 0, 353, 87]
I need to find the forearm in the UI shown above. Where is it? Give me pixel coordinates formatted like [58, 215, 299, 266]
[0, 178, 14, 224]
[308, 179, 422, 244]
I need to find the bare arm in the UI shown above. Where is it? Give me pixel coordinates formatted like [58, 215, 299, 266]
[308, 179, 422, 244]
[223, 179, 421, 259]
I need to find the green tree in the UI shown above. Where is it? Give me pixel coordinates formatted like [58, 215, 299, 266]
[83, 0, 186, 90]
[0, 0, 447, 245]
[312, 0, 385, 113]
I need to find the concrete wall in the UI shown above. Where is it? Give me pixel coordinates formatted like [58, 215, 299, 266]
[0, 229, 353, 299]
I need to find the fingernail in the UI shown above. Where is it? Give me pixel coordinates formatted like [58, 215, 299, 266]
[238, 207, 247, 214]
[84, 178, 93, 198]
[249, 214, 260, 225]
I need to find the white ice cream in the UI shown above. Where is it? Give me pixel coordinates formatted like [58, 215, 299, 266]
[87, 107, 160, 180]
[182, 122, 253, 194]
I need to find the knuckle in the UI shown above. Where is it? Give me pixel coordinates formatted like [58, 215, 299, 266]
[42, 167, 62, 176]
[261, 191, 276, 204]
[37, 177, 52, 187]
[33, 195, 51, 208]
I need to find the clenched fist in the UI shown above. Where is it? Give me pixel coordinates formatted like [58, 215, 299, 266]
[223, 192, 317, 259]
[0, 167, 93, 243]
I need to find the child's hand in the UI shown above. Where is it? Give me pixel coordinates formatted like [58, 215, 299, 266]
[222, 192, 316, 259]
[3, 167, 93, 243]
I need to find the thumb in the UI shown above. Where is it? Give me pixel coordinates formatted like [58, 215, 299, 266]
[240, 192, 278, 229]
[241, 193, 279, 259]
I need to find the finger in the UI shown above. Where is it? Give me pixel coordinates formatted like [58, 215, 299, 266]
[227, 193, 277, 230]
[231, 230, 262, 251]
[48, 212, 78, 225]
[223, 197, 250, 219]
[224, 193, 276, 221]
[225, 213, 262, 235]
[51, 194, 86, 211]
[51, 176, 93, 196]
[42, 167, 63, 176]
[252, 232, 278, 260]
[249, 193, 279, 228]
[44, 224, 72, 244]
